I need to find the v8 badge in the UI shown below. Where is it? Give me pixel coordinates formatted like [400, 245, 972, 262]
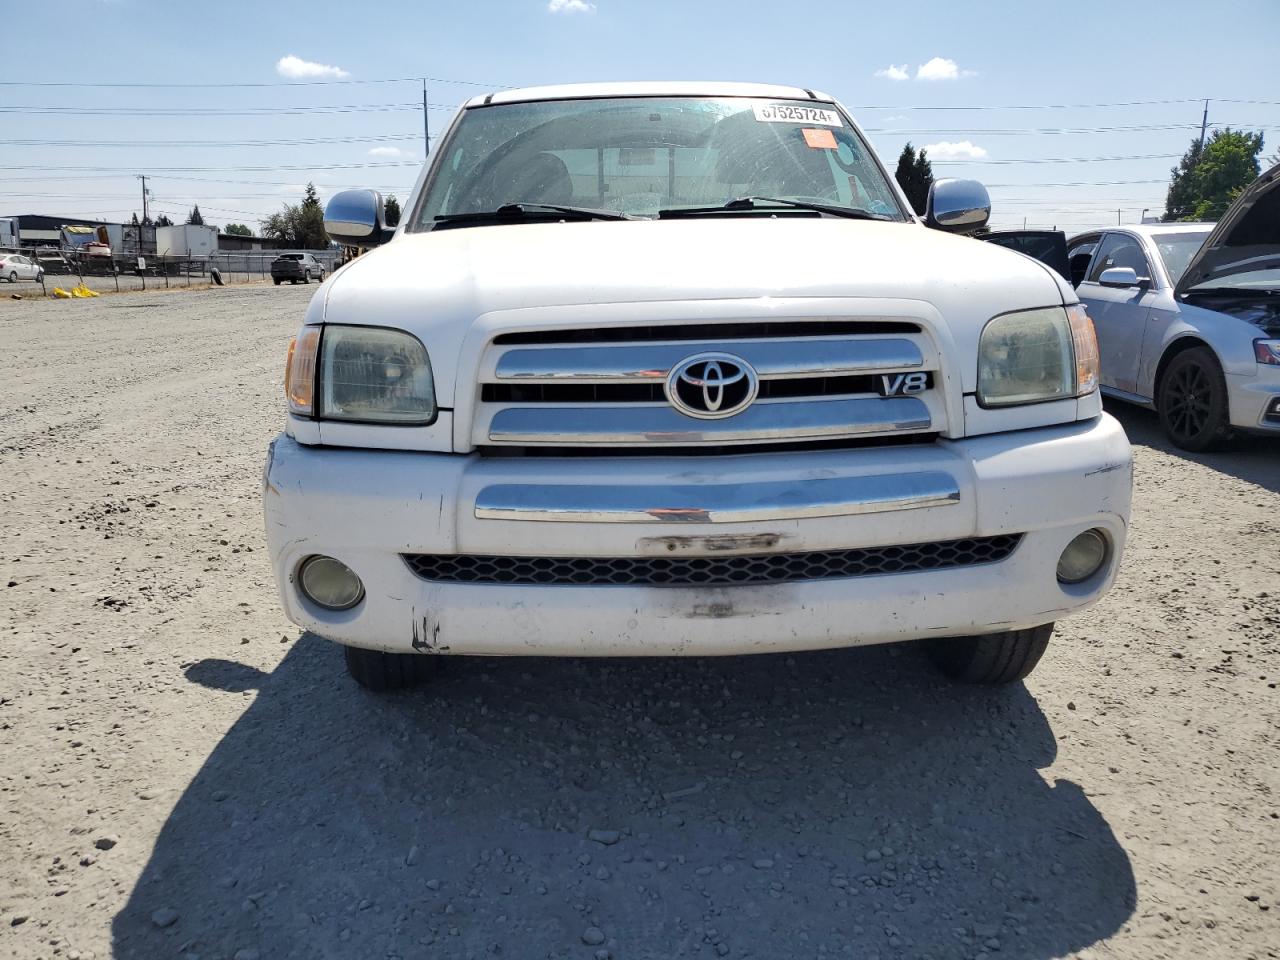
[877, 371, 930, 396]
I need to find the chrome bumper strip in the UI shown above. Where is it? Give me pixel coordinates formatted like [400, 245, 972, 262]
[475, 471, 961, 523]
[486, 397, 932, 445]
[494, 338, 924, 382]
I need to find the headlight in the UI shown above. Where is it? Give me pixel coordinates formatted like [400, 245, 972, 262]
[283, 325, 436, 424]
[1255, 340, 1280, 366]
[977, 305, 1097, 407]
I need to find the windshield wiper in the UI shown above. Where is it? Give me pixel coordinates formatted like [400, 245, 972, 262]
[434, 202, 634, 227]
[659, 196, 892, 221]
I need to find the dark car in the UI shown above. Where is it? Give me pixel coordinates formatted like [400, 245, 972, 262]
[981, 230, 1070, 281]
[271, 253, 326, 285]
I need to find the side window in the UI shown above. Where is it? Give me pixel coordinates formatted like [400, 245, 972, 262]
[1067, 238, 1098, 288]
[1087, 233, 1151, 283]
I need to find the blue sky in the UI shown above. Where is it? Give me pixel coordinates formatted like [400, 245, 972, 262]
[3, 0, 1277, 231]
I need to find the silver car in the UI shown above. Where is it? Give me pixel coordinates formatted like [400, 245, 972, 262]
[0, 253, 44, 284]
[1068, 163, 1280, 450]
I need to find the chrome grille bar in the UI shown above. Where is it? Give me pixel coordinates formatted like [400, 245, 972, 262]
[486, 396, 931, 445]
[475, 470, 960, 523]
[494, 338, 923, 382]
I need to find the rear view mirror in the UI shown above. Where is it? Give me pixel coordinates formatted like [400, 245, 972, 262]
[1098, 267, 1140, 288]
[925, 179, 991, 234]
[324, 189, 395, 247]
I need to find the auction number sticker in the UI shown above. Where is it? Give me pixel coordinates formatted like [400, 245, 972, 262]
[752, 102, 841, 126]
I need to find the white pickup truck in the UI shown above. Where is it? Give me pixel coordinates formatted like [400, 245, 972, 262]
[264, 82, 1132, 692]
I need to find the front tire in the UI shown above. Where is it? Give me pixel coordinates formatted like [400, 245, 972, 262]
[927, 624, 1053, 685]
[7, 272, 15, 283]
[1158, 347, 1231, 452]
[273, 278, 282, 285]
[344, 645, 438, 692]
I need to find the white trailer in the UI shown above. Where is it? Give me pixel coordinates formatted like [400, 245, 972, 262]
[0, 218, 20, 249]
[156, 224, 217, 258]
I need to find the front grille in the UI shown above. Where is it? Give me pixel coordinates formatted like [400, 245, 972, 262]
[403, 535, 1021, 587]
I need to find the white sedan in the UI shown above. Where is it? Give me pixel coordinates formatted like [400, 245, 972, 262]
[0, 253, 44, 283]
[1068, 163, 1280, 450]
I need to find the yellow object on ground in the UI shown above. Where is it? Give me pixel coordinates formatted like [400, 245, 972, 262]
[70, 283, 99, 298]
[53, 287, 72, 298]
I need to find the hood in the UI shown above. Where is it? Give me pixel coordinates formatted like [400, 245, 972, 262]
[327, 217, 1063, 316]
[320, 217, 1068, 399]
[1177, 161, 1280, 296]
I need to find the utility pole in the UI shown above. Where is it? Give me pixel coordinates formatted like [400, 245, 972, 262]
[422, 79, 430, 156]
[1197, 99, 1209, 151]
[136, 174, 149, 223]
[1117, 208, 1122, 225]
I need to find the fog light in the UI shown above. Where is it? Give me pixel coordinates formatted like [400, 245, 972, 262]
[1057, 530, 1108, 584]
[298, 555, 364, 610]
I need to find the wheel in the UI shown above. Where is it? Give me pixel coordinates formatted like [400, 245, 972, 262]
[273, 278, 282, 285]
[1158, 347, 1231, 451]
[343, 645, 438, 691]
[6, 272, 15, 283]
[927, 624, 1053, 685]
[304, 270, 311, 282]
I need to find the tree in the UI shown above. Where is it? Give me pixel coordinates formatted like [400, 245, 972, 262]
[1164, 128, 1264, 222]
[298, 182, 328, 249]
[224, 223, 253, 237]
[154, 214, 174, 227]
[260, 184, 328, 249]
[186, 205, 205, 226]
[384, 194, 401, 227]
[894, 143, 934, 216]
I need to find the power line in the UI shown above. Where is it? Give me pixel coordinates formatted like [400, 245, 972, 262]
[931, 153, 1181, 165]
[0, 162, 421, 173]
[0, 102, 456, 116]
[6, 134, 421, 148]
[866, 121, 1269, 136]
[0, 74, 501, 89]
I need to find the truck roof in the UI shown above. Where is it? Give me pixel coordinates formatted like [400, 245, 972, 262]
[464, 81, 834, 108]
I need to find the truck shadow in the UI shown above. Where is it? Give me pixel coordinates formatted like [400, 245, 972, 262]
[112, 635, 1135, 959]
[1105, 399, 1280, 494]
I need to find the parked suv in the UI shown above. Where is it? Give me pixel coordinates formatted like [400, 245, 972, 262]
[264, 82, 1132, 693]
[271, 253, 325, 285]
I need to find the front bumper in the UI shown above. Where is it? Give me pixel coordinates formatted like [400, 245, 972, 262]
[263, 415, 1132, 656]
[1227, 366, 1280, 431]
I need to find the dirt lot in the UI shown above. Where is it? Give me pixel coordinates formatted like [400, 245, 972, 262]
[1, 285, 1277, 960]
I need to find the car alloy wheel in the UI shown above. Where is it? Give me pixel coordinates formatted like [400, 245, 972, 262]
[1158, 347, 1229, 452]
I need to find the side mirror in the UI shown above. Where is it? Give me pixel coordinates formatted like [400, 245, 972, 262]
[924, 178, 991, 234]
[324, 189, 395, 247]
[1098, 266, 1140, 288]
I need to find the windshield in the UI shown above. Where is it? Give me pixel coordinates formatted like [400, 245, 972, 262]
[411, 97, 907, 227]
[1153, 230, 1210, 285]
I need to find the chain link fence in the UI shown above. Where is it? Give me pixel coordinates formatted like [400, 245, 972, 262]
[2, 246, 343, 297]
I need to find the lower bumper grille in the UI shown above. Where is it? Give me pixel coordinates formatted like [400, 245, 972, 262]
[403, 535, 1022, 587]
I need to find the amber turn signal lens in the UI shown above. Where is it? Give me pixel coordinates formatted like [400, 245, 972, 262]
[1067, 304, 1099, 396]
[285, 326, 320, 416]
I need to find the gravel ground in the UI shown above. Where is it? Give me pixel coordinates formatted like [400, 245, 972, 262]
[1, 284, 1277, 960]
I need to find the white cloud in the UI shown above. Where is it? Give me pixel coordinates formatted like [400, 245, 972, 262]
[874, 64, 909, 82]
[915, 57, 975, 81]
[548, 0, 595, 11]
[922, 140, 988, 160]
[368, 146, 408, 158]
[276, 54, 350, 80]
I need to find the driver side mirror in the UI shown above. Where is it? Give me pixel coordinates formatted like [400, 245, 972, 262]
[1098, 266, 1143, 288]
[324, 189, 395, 247]
[925, 179, 991, 234]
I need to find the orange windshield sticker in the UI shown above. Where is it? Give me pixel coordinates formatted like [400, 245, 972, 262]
[802, 128, 837, 150]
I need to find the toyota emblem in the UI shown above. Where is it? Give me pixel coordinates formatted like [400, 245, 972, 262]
[664, 352, 759, 420]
